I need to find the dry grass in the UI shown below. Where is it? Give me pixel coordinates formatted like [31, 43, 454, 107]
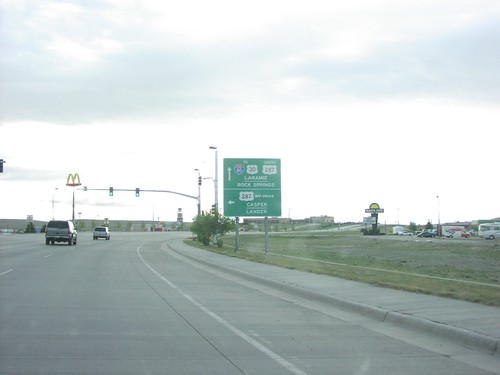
[187, 231, 500, 306]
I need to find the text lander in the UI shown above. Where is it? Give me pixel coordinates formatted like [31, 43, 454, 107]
[246, 202, 268, 214]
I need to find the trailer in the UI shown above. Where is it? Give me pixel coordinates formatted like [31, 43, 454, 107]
[392, 226, 405, 235]
[441, 225, 467, 238]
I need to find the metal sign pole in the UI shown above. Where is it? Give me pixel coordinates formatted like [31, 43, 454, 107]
[235, 217, 240, 253]
[264, 216, 269, 255]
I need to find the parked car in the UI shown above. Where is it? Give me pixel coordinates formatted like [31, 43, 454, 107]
[461, 232, 471, 238]
[45, 220, 77, 245]
[418, 231, 436, 238]
[397, 231, 413, 236]
[93, 226, 110, 240]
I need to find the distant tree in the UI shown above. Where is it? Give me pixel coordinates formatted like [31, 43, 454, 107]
[425, 221, 434, 230]
[25, 222, 36, 233]
[409, 222, 417, 232]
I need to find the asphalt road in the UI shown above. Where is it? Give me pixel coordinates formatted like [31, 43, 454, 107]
[1, 232, 498, 374]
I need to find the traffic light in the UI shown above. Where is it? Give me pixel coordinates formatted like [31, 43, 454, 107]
[135, 188, 140, 197]
[0, 159, 4, 173]
[109, 187, 113, 196]
[198, 176, 202, 186]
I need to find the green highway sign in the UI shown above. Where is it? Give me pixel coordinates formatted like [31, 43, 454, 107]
[223, 158, 281, 217]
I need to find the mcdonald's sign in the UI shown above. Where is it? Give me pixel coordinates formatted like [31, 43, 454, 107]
[66, 173, 82, 187]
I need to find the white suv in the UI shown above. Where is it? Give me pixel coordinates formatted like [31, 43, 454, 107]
[93, 226, 110, 240]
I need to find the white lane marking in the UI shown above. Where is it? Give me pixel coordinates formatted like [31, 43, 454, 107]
[0, 269, 13, 277]
[44, 254, 54, 258]
[136, 243, 308, 375]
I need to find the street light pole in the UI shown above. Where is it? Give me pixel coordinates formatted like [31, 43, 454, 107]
[194, 168, 201, 216]
[436, 195, 441, 236]
[209, 146, 218, 213]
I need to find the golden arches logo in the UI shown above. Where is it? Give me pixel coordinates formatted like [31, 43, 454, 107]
[66, 173, 82, 187]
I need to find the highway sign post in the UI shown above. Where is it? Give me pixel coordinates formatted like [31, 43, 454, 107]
[223, 158, 281, 217]
[224, 158, 281, 254]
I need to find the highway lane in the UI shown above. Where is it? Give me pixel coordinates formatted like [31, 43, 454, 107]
[1, 232, 496, 374]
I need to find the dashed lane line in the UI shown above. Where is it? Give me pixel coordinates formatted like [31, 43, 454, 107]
[0, 269, 13, 277]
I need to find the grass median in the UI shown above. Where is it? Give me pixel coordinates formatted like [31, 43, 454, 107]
[185, 230, 500, 306]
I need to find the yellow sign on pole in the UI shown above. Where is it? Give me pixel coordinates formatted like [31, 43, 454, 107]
[365, 202, 384, 213]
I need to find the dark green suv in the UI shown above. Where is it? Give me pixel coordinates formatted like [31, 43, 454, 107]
[45, 220, 78, 245]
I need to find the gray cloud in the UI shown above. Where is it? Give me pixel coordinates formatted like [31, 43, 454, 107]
[0, 166, 63, 182]
[281, 16, 500, 103]
[1, 1, 499, 125]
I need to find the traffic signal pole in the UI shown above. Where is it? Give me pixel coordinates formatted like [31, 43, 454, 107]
[82, 187, 197, 200]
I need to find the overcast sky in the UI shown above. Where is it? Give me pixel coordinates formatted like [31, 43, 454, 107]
[1, 0, 499, 226]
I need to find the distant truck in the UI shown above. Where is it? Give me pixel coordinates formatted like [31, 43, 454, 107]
[441, 225, 468, 238]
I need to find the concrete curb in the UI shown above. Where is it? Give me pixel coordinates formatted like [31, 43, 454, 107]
[383, 311, 499, 356]
[168, 241, 499, 357]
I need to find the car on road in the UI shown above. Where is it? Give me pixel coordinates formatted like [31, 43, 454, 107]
[45, 220, 77, 245]
[397, 231, 413, 236]
[93, 226, 110, 240]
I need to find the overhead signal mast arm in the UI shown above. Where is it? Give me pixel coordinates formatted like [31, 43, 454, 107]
[82, 187, 197, 200]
